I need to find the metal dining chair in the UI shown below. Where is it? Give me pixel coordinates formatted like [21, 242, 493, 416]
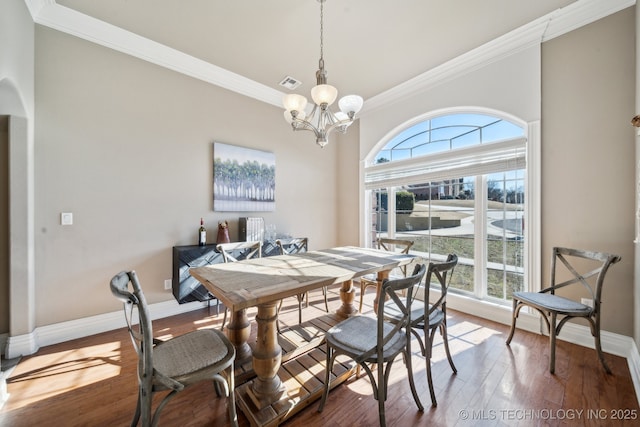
[358, 237, 414, 313]
[276, 238, 329, 325]
[110, 270, 238, 427]
[216, 241, 262, 331]
[385, 254, 458, 407]
[506, 247, 621, 374]
[318, 264, 427, 427]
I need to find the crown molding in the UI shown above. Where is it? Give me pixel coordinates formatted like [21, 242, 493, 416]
[22, 0, 635, 118]
[363, 0, 635, 116]
[24, 0, 285, 108]
[362, 15, 550, 117]
[543, 0, 635, 41]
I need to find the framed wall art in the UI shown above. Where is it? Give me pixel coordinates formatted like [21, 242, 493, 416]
[213, 142, 275, 212]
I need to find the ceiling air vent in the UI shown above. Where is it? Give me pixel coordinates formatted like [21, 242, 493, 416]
[279, 76, 302, 90]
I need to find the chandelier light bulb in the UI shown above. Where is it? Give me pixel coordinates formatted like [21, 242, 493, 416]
[311, 84, 338, 106]
[338, 95, 364, 117]
[283, 93, 308, 115]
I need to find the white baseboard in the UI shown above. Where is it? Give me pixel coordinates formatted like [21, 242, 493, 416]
[3, 293, 640, 406]
[4, 333, 38, 361]
[628, 341, 640, 407]
[0, 333, 7, 358]
[4, 299, 208, 359]
[448, 292, 640, 406]
[448, 292, 631, 357]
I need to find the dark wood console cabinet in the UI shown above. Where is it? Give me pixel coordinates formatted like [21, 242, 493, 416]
[172, 241, 280, 304]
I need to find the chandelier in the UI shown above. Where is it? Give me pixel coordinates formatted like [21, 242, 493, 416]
[282, 0, 363, 148]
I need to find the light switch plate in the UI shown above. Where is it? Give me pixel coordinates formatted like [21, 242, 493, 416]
[61, 212, 73, 225]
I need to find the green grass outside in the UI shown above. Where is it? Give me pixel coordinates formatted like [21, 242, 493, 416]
[407, 234, 525, 300]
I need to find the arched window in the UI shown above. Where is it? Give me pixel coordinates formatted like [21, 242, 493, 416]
[364, 110, 529, 305]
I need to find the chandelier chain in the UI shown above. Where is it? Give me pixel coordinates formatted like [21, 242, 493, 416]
[319, 0, 324, 62]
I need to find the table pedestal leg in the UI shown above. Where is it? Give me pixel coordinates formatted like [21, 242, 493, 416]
[336, 279, 359, 318]
[373, 270, 390, 314]
[226, 308, 252, 361]
[247, 301, 286, 409]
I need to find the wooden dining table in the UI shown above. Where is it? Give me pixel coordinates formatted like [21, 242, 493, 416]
[190, 245, 417, 426]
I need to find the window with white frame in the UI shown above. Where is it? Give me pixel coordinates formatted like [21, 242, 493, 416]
[364, 111, 528, 304]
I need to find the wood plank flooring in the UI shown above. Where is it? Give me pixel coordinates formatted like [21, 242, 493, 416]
[1, 286, 638, 426]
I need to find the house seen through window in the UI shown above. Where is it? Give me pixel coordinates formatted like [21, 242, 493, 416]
[364, 111, 527, 304]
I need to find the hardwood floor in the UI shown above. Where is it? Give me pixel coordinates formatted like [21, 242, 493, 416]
[1, 286, 638, 426]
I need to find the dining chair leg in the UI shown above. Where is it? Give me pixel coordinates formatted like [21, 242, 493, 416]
[322, 287, 329, 312]
[410, 328, 426, 356]
[426, 329, 437, 407]
[297, 294, 304, 324]
[140, 385, 153, 427]
[594, 326, 612, 374]
[378, 393, 386, 427]
[505, 298, 519, 345]
[358, 281, 369, 313]
[440, 323, 457, 374]
[377, 361, 387, 427]
[220, 308, 228, 331]
[318, 346, 334, 413]
[226, 366, 238, 427]
[549, 312, 557, 374]
[130, 392, 141, 427]
[406, 337, 424, 412]
[275, 299, 285, 333]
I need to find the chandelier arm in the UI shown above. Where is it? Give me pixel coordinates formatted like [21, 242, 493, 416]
[325, 117, 354, 136]
[292, 120, 319, 135]
[291, 111, 322, 139]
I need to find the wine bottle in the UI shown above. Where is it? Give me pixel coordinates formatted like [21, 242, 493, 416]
[198, 218, 206, 246]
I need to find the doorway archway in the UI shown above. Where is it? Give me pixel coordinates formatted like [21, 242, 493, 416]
[0, 78, 36, 359]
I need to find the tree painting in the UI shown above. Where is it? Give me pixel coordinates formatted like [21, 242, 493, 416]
[213, 142, 275, 211]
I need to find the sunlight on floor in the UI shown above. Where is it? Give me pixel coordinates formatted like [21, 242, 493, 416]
[4, 342, 122, 410]
[343, 316, 502, 394]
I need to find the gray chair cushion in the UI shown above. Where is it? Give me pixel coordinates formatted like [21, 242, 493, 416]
[513, 291, 592, 315]
[153, 329, 231, 378]
[328, 315, 402, 353]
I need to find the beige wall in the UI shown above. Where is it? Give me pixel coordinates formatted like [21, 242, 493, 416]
[0, 0, 35, 340]
[3, 2, 637, 342]
[541, 9, 635, 336]
[34, 26, 341, 326]
[0, 0, 34, 118]
[335, 122, 361, 247]
[358, 45, 541, 159]
[349, 9, 635, 337]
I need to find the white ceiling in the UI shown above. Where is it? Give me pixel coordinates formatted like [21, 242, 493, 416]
[30, 0, 632, 109]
